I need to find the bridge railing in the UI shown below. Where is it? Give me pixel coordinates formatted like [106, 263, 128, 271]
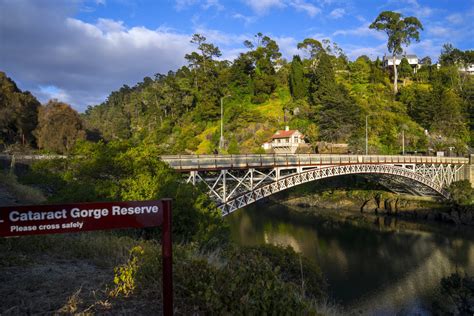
[160, 154, 469, 171]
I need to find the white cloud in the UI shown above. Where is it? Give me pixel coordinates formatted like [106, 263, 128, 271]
[333, 22, 386, 41]
[0, 1, 194, 111]
[446, 13, 463, 24]
[95, 18, 126, 33]
[289, 0, 320, 17]
[232, 13, 257, 25]
[427, 26, 452, 38]
[202, 0, 223, 10]
[409, 39, 441, 61]
[174, 0, 199, 11]
[274, 36, 300, 58]
[242, 0, 285, 13]
[329, 8, 345, 19]
[242, 0, 320, 17]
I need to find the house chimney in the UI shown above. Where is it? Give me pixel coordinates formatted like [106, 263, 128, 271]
[285, 126, 289, 131]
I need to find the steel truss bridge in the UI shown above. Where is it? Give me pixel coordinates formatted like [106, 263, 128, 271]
[161, 154, 473, 216]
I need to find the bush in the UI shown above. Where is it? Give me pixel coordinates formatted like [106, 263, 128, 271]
[112, 243, 326, 314]
[432, 273, 474, 315]
[20, 141, 229, 247]
[447, 180, 474, 206]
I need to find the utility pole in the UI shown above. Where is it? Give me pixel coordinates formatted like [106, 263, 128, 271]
[219, 95, 231, 150]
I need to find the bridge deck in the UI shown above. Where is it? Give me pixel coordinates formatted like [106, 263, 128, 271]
[160, 154, 469, 171]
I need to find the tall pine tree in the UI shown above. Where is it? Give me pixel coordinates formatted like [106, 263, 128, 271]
[288, 55, 306, 99]
[309, 53, 361, 142]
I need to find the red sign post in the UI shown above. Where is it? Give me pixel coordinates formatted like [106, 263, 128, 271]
[0, 199, 173, 315]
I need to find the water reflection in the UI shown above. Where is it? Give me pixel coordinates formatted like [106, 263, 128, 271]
[227, 202, 474, 314]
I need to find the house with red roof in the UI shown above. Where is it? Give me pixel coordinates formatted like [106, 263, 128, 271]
[262, 126, 307, 154]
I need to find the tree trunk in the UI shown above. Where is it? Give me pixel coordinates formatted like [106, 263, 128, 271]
[393, 55, 398, 94]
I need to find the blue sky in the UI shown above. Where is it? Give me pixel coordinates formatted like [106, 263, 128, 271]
[0, 0, 473, 111]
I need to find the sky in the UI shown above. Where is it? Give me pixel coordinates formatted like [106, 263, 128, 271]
[0, 0, 473, 112]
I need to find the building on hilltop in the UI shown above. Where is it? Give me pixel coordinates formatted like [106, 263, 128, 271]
[262, 126, 308, 154]
[382, 54, 420, 73]
[459, 64, 474, 75]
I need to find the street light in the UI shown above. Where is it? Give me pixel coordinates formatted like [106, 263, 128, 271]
[219, 95, 231, 150]
[400, 124, 408, 156]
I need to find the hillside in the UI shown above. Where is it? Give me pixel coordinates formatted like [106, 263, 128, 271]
[81, 37, 473, 156]
[1, 36, 473, 155]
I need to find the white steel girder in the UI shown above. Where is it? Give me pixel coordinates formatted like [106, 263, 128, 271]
[185, 163, 464, 216]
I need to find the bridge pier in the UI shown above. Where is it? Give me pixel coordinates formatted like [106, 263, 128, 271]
[467, 155, 474, 188]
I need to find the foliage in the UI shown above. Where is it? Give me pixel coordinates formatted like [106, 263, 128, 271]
[35, 100, 86, 154]
[398, 57, 413, 82]
[350, 56, 371, 84]
[0, 71, 40, 148]
[432, 273, 474, 315]
[370, 11, 423, 93]
[447, 180, 474, 206]
[23, 141, 229, 246]
[113, 242, 325, 314]
[288, 55, 307, 99]
[110, 245, 144, 297]
[310, 52, 361, 142]
[2, 29, 471, 157]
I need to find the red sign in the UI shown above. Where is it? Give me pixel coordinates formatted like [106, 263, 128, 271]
[0, 199, 174, 315]
[0, 200, 165, 237]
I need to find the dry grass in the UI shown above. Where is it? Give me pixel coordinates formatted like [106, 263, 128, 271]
[0, 231, 148, 315]
[0, 172, 46, 205]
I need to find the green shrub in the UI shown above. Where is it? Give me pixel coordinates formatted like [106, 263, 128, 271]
[447, 180, 474, 206]
[112, 243, 325, 314]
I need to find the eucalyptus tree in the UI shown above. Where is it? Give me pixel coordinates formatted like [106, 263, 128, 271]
[370, 11, 423, 94]
[243, 33, 282, 103]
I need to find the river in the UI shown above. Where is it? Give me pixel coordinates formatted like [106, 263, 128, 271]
[226, 202, 474, 315]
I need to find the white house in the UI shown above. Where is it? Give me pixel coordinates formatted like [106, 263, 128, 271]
[262, 126, 306, 154]
[459, 64, 474, 75]
[382, 54, 420, 73]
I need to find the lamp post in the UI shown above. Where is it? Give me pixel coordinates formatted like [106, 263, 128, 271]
[219, 95, 231, 150]
[402, 130, 405, 155]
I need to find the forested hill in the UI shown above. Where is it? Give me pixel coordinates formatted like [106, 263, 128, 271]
[83, 35, 473, 155]
[2, 35, 473, 155]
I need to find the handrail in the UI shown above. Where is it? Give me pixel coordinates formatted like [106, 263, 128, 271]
[159, 154, 469, 171]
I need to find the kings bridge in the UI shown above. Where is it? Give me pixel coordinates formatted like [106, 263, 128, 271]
[160, 154, 474, 216]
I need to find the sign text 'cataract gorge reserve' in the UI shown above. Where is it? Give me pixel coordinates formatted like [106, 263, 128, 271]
[0, 200, 164, 237]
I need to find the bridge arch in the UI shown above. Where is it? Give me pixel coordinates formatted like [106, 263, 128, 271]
[219, 164, 448, 216]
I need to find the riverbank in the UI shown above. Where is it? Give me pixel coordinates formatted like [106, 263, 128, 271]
[278, 189, 474, 226]
[0, 176, 330, 315]
[227, 201, 474, 314]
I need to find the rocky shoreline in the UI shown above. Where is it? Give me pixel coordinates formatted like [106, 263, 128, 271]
[280, 191, 474, 226]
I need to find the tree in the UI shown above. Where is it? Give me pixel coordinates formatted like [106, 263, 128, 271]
[447, 180, 474, 206]
[309, 53, 360, 142]
[34, 100, 86, 153]
[288, 55, 306, 99]
[419, 56, 432, 66]
[430, 87, 469, 150]
[370, 11, 423, 94]
[297, 38, 324, 70]
[350, 56, 371, 84]
[244, 33, 282, 103]
[0, 71, 40, 147]
[439, 43, 464, 66]
[398, 57, 413, 86]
